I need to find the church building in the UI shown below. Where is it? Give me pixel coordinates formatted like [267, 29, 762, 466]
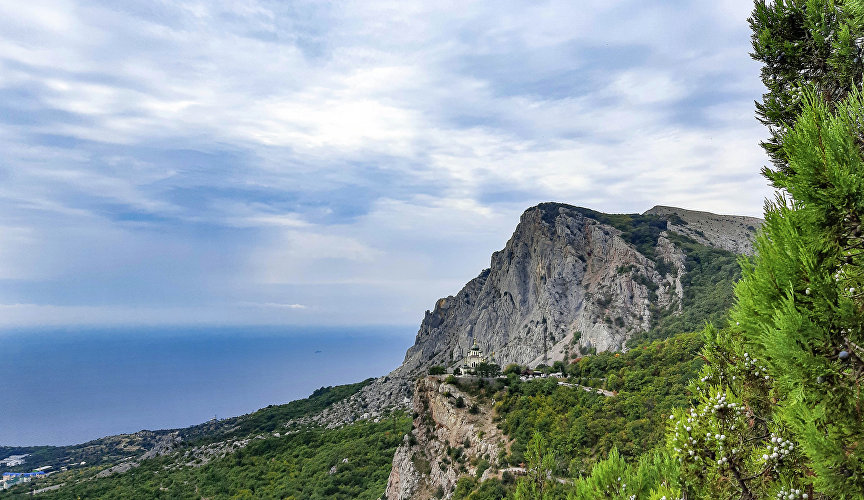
[463, 340, 487, 369]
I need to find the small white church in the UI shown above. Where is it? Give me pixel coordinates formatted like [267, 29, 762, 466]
[459, 340, 492, 371]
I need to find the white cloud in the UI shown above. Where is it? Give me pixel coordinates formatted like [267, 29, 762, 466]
[0, 0, 775, 327]
[238, 302, 307, 309]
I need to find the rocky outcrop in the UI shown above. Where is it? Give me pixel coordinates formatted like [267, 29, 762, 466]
[644, 205, 762, 255]
[312, 203, 761, 426]
[385, 376, 508, 500]
[396, 203, 678, 372]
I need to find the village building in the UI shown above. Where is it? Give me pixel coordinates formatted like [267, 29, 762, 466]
[0, 455, 26, 468]
[1, 471, 46, 490]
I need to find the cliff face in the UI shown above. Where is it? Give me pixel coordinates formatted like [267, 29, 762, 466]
[395, 204, 676, 374]
[309, 203, 760, 427]
[385, 377, 507, 500]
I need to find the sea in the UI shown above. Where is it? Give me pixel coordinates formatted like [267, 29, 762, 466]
[0, 325, 414, 447]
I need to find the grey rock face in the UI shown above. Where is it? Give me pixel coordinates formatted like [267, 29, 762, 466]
[394, 203, 686, 374]
[385, 377, 507, 500]
[315, 203, 761, 425]
[644, 205, 762, 256]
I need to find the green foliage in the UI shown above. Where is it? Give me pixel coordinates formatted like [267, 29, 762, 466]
[453, 477, 507, 500]
[660, 4, 864, 497]
[498, 333, 703, 476]
[0, 380, 373, 475]
[179, 379, 374, 445]
[668, 90, 864, 499]
[570, 207, 669, 260]
[24, 415, 410, 500]
[503, 363, 523, 376]
[474, 362, 501, 377]
[749, 0, 864, 172]
[628, 233, 743, 346]
[429, 365, 446, 375]
[512, 432, 557, 500]
[566, 448, 682, 500]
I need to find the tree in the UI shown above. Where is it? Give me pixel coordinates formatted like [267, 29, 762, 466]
[664, 2, 864, 497]
[749, 0, 864, 173]
[475, 362, 501, 378]
[513, 432, 556, 500]
[429, 365, 446, 375]
[668, 77, 864, 500]
[503, 363, 523, 376]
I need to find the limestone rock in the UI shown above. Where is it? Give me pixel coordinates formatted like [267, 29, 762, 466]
[385, 376, 507, 500]
[312, 202, 761, 426]
[644, 205, 762, 255]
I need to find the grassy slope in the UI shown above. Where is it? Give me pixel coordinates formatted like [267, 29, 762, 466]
[0, 380, 380, 498]
[498, 331, 703, 475]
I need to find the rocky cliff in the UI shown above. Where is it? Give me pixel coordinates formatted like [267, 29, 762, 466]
[309, 203, 760, 427]
[386, 376, 507, 500]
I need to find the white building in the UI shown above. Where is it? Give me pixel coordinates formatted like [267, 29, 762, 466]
[463, 341, 487, 369]
[0, 455, 27, 467]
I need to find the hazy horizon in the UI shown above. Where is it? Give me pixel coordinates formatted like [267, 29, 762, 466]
[0, 325, 414, 446]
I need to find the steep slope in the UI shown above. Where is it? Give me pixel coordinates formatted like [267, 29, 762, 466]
[397, 203, 676, 371]
[314, 203, 759, 426]
[390, 331, 706, 499]
[399, 203, 758, 375]
[386, 376, 507, 500]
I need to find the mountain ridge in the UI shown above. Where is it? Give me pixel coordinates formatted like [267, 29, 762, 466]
[301, 202, 760, 428]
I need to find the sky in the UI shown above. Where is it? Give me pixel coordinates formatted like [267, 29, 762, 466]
[0, 0, 774, 329]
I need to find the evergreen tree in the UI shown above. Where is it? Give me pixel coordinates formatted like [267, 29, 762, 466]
[749, 0, 864, 173]
[666, 2, 864, 497]
[514, 432, 557, 500]
[667, 80, 864, 500]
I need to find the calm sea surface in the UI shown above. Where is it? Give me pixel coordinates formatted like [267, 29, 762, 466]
[0, 326, 414, 446]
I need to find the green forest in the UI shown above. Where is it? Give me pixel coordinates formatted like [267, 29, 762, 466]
[16, 416, 410, 500]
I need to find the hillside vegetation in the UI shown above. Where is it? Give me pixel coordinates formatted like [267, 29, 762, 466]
[1, 382, 405, 499]
[0, 379, 372, 475]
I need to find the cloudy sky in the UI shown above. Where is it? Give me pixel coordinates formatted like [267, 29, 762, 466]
[0, 0, 773, 329]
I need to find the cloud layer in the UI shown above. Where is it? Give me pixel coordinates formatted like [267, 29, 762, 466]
[0, 0, 773, 327]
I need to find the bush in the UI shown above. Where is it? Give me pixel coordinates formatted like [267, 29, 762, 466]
[429, 365, 446, 375]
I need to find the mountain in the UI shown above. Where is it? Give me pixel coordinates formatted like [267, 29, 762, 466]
[312, 203, 760, 427]
[1, 202, 759, 499]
